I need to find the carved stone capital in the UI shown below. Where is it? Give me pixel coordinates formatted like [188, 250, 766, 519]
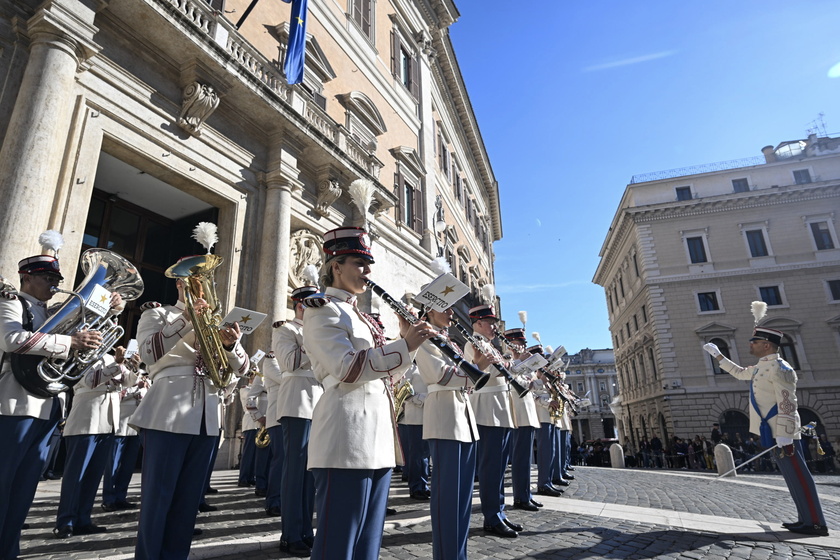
[289, 229, 323, 289]
[178, 82, 220, 137]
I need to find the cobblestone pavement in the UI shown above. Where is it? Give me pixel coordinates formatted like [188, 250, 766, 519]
[18, 466, 840, 559]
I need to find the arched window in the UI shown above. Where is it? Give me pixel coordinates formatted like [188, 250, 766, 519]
[779, 339, 800, 369]
[709, 337, 731, 374]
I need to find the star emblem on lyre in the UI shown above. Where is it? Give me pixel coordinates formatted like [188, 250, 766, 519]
[239, 314, 252, 324]
[440, 285, 455, 296]
[99, 294, 109, 303]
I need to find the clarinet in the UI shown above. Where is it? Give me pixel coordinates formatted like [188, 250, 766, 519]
[453, 322, 529, 398]
[364, 279, 490, 391]
[540, 368, 579, 414]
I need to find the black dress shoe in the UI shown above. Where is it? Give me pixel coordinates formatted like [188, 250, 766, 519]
[563, 474, 576, 480]
[512, 500, 539, 512]
[53, 526, 72, 539]
[566, 466, 575, 471]
[302, 535, 314, 548]
[286, 541, 312, 557]
[74, 524, 107, 535]
[266, 506, 282, 517]
[22, 523, 29, 530]
[552, 478, 570, 487]
[385, 507, 397, 516]
[782, 520, 802, 529]
[410, 490, 430, 500]
[530, 498, 544, 508]
[255, 488, 267, 497]
[205, 487, 219, 494]
[536, 486, 562, 497]
[101, 502, 118, 512]
[787, 523, 829, 536]
[237, 481, 250, 487]
[483, 522, 517, 538]
[198, 502, 218, 513]
[114, 500, 137, 510]
[193, 528, 203, 536]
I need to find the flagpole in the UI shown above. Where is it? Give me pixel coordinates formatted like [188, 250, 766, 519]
[235, 0, 261, 29]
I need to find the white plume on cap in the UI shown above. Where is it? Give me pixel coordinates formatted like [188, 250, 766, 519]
[532, 331, 541, 344]
[192, 222, 218, 253]
[518, 310, 527, 328]
[39, 230, 64, 255]
[348, 178, 375, 216]
[751, 301, 767, 324]
[429, 256, 451, 276]
[302, 264, 320, 287]
[545, 345, 553, 354]
[480, 283, 495, 304]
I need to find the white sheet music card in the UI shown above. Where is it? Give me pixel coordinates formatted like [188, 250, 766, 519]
[85, 284, 112, 317]
[511, 352, 548, 376]
[221, 307, 267, 336]
[125, 339, 139, 359]
[251, 349, 266, 365]
[414, 273, 470, 312]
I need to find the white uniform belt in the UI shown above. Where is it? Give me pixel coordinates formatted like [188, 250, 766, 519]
[427, 384, 462, 393]
[150, 366, 201, 381]
[282, 371, 316, 379]
[475, 384, 509, 394]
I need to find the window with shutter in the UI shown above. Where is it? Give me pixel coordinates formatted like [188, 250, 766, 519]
[412, 183, 423, 234]
[394, 170, 403, 225]
[351, 0, 373, 40]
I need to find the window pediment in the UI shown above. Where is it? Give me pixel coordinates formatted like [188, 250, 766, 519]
[273, 23, 336, 83]
[457, 245, 471, 262]
[694, 322, 736, 336]
[389, 146, 424, 177]
[338, 91, 387, 136]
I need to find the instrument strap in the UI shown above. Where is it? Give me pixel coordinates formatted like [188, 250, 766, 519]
[0, 297, 34, 377]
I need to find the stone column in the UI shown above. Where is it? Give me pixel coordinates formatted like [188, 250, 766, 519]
[0, 1, 100, 276]
[253, 139, 303, 352]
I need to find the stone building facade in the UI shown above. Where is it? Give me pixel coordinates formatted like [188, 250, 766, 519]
[0, 0, 500, 464]
[562, 348, 618, 443]
[594, 134, 840, 451]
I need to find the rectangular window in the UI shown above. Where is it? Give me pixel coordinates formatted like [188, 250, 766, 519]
[599, 381, 607, 392]
[829, 279, 840, 301]
[686, 237, 707, 263]
[793, 169, 812, 184]
[732, 178, 750, 193]
[394, 169, 423, 235]
[619, 277, 625, 297]
[811, 221, 835, 250]
[648, 347, 657, 378]
[625, 322, 631, 338]
[745, 229, 769, 257]
[698, 292, 720, 312]
[633, 314, 639, 330]
[759, 286, 783, 306]
[641, 305, 647, 323]
[633, 253, 640, 276]
[351, 0, 372, 39]
[676, 186, 692, 201]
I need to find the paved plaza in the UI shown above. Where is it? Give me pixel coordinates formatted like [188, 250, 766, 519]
[19, 466, 840, 559]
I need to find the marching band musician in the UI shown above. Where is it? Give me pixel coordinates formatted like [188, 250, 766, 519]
[0, 233, 109, 560]
[274, 284, 323, 556]
[413, 302, 486, 560]
[532, 368, 564, 498]
[503, 330, 542, 512]
[302, 226, 432, 560]
[237, 366, 260, 488]
[129, 270, 248, 560]
[704, 325, 828, 536]
[102, 361, 148, 512]
[54, 340, 135, 538]
[551, 369, 574, 487]
[397, 362, 431, 501]
[465, 305, 523, 538]
[244, 368, 271, 500]
[260, 340, 284, 515]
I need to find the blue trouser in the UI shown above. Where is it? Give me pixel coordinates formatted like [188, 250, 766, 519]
[265, 424, 284, 510]
[310, 467, 391, 560]
[510, 426, 535, 502]
[563, 430, 572, 472]
[400, 424, 429, 494]
[198, 434, 220, 508]
[135, 429, 216, 560]
[776, 442, 826, 526]
[41, 426, 62, 477]
[429, 439, 475, 560]
[103, 435, 142, 505]
[551, 427, 566, 480]
[536, 423, 555, 489]
[0, 398, 60, 560]
[238, 429, 257, 484]
[56, 433, 113, 529]
[254, 436, 271, 490]
[280, 417, 315, 544]
[476, 425, 510, 526]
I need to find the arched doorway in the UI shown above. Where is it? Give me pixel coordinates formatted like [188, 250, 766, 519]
[720, 410, 749, 443]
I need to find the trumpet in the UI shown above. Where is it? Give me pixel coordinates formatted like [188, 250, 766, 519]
[363, 278, 489, 391]
[454, 322, 529, 398]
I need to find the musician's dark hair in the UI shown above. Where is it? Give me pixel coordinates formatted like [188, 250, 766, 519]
[321, 254, 350, 287]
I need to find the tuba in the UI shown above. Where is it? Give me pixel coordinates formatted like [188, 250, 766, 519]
[165, 254, 234, 391]
[11, 249, 144, 398]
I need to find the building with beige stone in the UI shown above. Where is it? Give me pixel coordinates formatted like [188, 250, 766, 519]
[0, 0, 500, 464]
[562, 348, 618, 443]
[594, 134, 840, 453]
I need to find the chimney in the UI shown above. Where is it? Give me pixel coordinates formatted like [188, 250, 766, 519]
[761, 145, 776, 163]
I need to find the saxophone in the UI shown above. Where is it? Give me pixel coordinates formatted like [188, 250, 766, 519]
[394, 378, 415, 422]
[165, 254, 233, 391]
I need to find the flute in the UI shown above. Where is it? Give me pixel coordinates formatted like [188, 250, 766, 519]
[454, 322, 529, 398]
[364, 278, 490, 391]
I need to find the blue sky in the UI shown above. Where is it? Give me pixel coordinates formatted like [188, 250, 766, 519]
[448, 1, 840, 353]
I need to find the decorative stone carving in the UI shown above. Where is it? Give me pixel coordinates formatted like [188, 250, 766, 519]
[289, 229, 323, 289]
[178, 82, 220, 136]
[314, 177, 342, 218]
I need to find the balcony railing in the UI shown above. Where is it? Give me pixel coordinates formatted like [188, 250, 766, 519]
[630, 156, 766, 184]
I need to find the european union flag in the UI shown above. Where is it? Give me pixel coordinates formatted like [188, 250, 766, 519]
[282, 0, 308, 85]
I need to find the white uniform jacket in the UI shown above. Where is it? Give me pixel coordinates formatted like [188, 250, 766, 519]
[64, 354, 136, 436]
[0, 292, 72, 419]
[116, 380, 146, 437]
[303, 287, 413, 469]
[261, 353, 282, 429]
[129, 301, 248, 435]
[273, 318, 323, 421]
[414, 331, 478, 443]
[509, 370, 540, 429]
[240, 381, 259, 432]
[398, 364, 427, 427]
[719, 353, 801, 440]
[532, 379, 553, 424]
[466, 335, 514, 428]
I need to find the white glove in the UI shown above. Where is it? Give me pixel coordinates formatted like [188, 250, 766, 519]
[702, 343, 721, 358]
[776, 437, 794, 448]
